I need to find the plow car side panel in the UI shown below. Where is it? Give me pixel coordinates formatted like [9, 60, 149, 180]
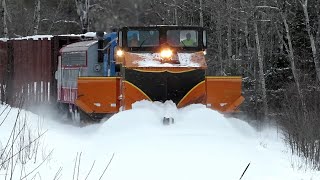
[75, 77, 120, 114]
[206, 76, 244, 112]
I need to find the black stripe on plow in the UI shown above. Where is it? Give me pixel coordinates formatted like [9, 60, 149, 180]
[124, 68, 205, 104]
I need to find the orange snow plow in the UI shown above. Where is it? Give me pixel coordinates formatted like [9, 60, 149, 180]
[59, 26, 244, 120]
[75, 77, 121, 114]
[205, 76, 244, 112]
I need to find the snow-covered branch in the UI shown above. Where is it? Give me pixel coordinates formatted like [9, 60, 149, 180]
[41, 19, 80, 25]
[53, 20, 80, 25]
[255, 6, 280, 11]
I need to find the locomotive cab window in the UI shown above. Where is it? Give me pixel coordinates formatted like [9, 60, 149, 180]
[120, 26, 205, 51]
[127, 30, 159, 47]
[167, 30, 198, 47]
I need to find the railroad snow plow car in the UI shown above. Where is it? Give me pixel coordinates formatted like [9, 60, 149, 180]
[56, 26, 244, 121]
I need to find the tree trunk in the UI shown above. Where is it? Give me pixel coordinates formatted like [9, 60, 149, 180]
[173, 0, 178, 25]
[235, 13, 239, 66]
[199, 0, 203, 27]
[244, 20, 250, 50]
[300, 0, 320, 81]
[33, 0, 41, 35]
[1, 0, 8, 38]
[279, 12, 308, 121]
[249, 0, 268, 118]
[240, 0, 258, 117]
[254, 20, 268, 118]
[316, 7, 320, 76]
[0, 0, 3, 36]
[227, 0, 232, 67]
[75, 0, 89, 33]
[217, 10, 223, 75]
[317, 7, 320, 47]
[134, 3, 139, 26]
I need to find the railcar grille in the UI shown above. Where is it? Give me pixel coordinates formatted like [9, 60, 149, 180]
[62, 69, 79, 88]
[62, 52, 86, 66]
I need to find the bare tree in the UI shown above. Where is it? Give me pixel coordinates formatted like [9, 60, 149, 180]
[275, 0, 307, 121]
[33, 0, 41, 34]
[199, 0, 203, 27]
[226, 0, 232, 67]
[216, 9, 224, 75]
[253, 20, 268, 117]
[317, 3, 320, 45]
[249, 0, 268, 117]
[298, 0, 320, 82]
[75, 0, 90, 33]
[1, 0, 9, 38]
[172, 0, 178, 25]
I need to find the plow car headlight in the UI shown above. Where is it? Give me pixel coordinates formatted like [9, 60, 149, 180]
[160, 49, 173, 59]
[116, 49, 124, 57]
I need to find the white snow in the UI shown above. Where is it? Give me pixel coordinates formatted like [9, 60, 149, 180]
[134, 53, 200, 67]
[0, 101, 320, 180]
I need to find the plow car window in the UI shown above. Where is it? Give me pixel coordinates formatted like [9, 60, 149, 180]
[127, 30, 159, 47]
[167, 30, 198, 47]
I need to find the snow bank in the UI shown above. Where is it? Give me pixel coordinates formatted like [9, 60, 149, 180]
[0, 101, 319, 180]
[0, 32, 98, 42]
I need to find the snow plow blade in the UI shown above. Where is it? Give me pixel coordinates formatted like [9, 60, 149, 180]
[206, 76, 244, 112]
[75, 77, 120, 115]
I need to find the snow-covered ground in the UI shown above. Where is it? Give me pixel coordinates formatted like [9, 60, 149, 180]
[0, 101, 319, 180]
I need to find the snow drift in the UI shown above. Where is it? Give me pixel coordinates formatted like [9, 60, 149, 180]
[0, 101, 319, 180]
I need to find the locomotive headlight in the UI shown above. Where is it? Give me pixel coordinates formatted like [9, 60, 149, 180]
[116, 49, 124, 57]
[160, 49, 173, 59]
[203, 50, 207, 55]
